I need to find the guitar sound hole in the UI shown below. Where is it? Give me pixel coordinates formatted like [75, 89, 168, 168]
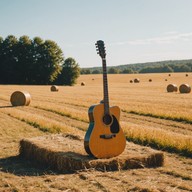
[103, 114, 112, 125]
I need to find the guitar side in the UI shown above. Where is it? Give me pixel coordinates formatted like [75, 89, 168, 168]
[84, 103, 126, 158]
[84, 105, 96, 156]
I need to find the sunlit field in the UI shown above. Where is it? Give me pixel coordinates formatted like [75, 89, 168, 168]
[0, 73, 192, 191]
[79, 73, 192, 120]
[0, 73, 192, 155]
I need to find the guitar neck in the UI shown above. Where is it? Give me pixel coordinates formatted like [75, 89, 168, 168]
[102, 58, 110, 115]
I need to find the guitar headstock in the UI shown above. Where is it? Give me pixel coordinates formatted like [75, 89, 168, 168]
[95, 40, 106, 59]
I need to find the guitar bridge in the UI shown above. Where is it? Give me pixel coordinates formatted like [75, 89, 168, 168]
[100, 134, 116, 139]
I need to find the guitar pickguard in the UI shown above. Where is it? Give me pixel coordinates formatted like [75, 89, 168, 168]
[110, 115, 120, 134]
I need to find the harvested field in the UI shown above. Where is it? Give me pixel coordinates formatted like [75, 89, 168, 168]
[0, 73, 192, 192]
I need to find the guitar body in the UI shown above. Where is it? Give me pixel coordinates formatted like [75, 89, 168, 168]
[84, 103, 126, 159]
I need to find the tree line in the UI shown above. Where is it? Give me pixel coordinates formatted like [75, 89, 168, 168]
[81, 59, 192, 74]
[0, 35, 80, 85]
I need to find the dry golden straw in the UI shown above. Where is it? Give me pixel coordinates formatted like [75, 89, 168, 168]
[167, 84, 178, 92]
[134, 78, 140, 83]
[10, 91, 31, 106]
[50, 85, 59, 92]
[179, 84, 191, 94]
[81, 82, 85, 86]
[19, 134, 164, 172]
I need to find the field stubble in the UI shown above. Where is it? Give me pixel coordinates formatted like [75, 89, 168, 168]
[0, 73, 192, 191]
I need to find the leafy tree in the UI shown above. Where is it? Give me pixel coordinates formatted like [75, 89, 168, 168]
[0, 35, 18, 83]
[139, 65, 173, 73]
[0, 35, 64, 84]
[82, 59, 192, 74]
[36, 40, 63, 84]
[81, 69, 91, 74]
[92, 69, 101, 74]
[120, 68, 134, 74]
[172, 64, 191, 72]
[56, 57, 80, 85]
[162, 65, 173, 73]
[108, 67, 119, 74]
[30, 37, 45, 84]
[0, 36, 4, 82]
[17, 35, 32, 84]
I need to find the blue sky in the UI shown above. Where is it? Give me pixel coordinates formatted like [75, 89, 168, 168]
[0, 0, 192, 67]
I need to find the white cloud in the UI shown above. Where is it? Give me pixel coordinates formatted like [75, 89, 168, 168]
[115, 32, 192, 45]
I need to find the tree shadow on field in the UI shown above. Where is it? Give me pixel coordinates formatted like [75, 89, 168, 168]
[0, 155, 64, 176]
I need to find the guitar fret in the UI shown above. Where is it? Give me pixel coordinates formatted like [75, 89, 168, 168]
[102, 58, 110, 115]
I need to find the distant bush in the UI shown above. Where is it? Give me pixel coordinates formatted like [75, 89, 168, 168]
[81, 59, 192, 74]
[139, 65, 174, 73]
[108, 67, 119, 74]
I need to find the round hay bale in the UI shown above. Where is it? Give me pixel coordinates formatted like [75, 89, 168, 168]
[130, 80, 133, 83]
[165, 79, 168, 81]
[134, 78, 140, 83]
[10, 91, 31, 106]
[168, 74, 171, 76]
[186, 74, 188, 77]
[51, 85, 59, 92]
[81, 82, 85, 86]
[179, 84, 191, 94]
[149, 79, 152, 82]
[167, 84, 178, 92]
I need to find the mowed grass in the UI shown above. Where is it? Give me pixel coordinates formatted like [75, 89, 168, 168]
[0, 72, 192, 157]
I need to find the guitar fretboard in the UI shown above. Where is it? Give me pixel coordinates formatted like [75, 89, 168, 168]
[102, 58, 110, 115]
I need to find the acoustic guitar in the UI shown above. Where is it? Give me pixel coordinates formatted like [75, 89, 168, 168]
[84, 40, 126, 159]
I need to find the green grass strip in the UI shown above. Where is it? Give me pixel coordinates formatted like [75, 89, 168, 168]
[125, 135, 192, 158]
[35, 106, 89, 123]
[8, 114, 61, 133]
[123, 110, 192, 124]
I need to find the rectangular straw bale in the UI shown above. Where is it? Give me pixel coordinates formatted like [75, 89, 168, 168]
[19, 134, 164, 172]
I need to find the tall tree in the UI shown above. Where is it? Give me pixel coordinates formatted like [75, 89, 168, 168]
[56, 57, 80, 85]
[0, 36, 4, 83]
[36, 40, 63, 84]
[0, 35, 18, 84]
[0, 35, 74, 84]
[17, 35, 32, 84]
[30, 37, 44, 84]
